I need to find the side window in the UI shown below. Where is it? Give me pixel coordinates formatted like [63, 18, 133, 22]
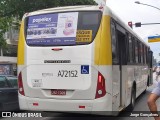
[128, 34, 133, 63]
[111, 21, 119, 64]
[116, 24, 127, 65]
[141, 44, 144, 64]
[143, 46, 146, 64]
[0, 77, 9, 88]
[135, 40, 139, 63]
[138, 42, 142, 63]
[132, 37, 135, 63]
[146, 47, 149, 64]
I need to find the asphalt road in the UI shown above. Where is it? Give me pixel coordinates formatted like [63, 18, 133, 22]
[1, 86, 159, 120]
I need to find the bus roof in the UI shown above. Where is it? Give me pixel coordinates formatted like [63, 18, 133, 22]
[26, 5, 99, 17]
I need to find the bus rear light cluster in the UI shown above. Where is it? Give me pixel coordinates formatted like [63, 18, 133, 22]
[18, 72, 25, 96]
[95, 72, 106, 99]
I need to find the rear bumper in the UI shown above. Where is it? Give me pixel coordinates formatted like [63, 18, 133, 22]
[19, 93, 113, 115]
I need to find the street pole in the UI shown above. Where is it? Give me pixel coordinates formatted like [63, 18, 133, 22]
[133, 22, 160, 27]
[135, 1, 160, 11]
[134, 1, 160, 27]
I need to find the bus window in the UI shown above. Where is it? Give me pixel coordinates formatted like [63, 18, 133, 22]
[116, 30, 127, 65]
[111, 21, 119, 64]
[128, 34, 133, 63]
[135, 40, 138, 63]
[143, 46, 146, 64]
[138, 42, 143, 64]
[146, 47, 149, 64]
[141, 44, 144, 64]
[25, 11, 102, 46]
[132, 37, 135, 63]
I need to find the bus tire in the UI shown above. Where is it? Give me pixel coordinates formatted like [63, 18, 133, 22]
[143, 76, 150, 94]
[143, 88, 147, 94]
[147, 76, 150, 87]
[128, 86, 136, 111]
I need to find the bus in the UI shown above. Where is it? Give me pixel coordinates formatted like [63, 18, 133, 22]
[18, 5, 153, 115]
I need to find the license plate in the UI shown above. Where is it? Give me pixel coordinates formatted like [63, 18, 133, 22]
[57, 70, 78, 77]
[51, 89, 66, 96]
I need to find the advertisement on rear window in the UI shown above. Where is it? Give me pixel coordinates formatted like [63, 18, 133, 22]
[26, 12, 78, 46]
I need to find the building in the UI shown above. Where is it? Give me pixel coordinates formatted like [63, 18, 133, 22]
[0, 27, 18, 75]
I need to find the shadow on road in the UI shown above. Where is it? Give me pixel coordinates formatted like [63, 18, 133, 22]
[46, 113, 119, 120]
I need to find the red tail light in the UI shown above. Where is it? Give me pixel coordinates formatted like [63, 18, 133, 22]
[79, 106, 85, 109]
[18, 72, 25, 96]
[95, 72, 106, 99]
[33, 103, 39, 106]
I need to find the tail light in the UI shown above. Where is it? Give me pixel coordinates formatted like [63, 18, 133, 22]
[33, 103, 39, 106]
[18, 72, 25, 96]
[95, 72, 106, 99]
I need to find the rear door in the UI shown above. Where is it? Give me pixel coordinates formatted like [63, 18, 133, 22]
[111, 21, 127, 110]
[116, 25, 127, 107]
[23, 11, 102, 100]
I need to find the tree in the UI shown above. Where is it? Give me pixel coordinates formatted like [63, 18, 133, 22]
[0, 17, 13, 50]
[0, 0, 97, 19]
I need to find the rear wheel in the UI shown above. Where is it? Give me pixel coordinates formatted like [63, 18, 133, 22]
[143, 77, 149, 94]
[128, 87, 136, 111]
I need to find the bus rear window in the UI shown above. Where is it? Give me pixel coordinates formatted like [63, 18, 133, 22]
[25, 11, 102, 46]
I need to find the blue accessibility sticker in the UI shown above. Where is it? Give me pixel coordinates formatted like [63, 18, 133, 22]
[81, 65, 89, 74]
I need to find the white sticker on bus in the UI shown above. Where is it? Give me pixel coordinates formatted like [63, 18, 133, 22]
[32, 79, 42, 88]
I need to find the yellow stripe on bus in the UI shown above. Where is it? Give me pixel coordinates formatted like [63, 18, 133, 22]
[18, 21, 25, 65]
[94, 15, 112, 65]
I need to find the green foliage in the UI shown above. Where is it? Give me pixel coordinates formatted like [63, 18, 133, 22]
[0, 34, 7, 49]
[0, 0, 97, 19]
[0, 17, 12, 48]
[0, 17, 12, 32]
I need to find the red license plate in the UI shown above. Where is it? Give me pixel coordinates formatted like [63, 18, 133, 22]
[51, 89, 66, 96]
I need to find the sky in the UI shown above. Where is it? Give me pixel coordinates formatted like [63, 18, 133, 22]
[95, 0, 160, 61]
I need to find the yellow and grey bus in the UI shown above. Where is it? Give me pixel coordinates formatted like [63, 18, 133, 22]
[18, 5, 153, 115]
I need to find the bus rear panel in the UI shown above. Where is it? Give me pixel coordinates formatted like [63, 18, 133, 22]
[18, 7, 113, 114]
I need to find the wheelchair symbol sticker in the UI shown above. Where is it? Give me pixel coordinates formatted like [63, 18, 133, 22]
[81, 65, 89, 74]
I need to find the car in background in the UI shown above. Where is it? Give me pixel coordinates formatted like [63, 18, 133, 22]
[0, 75, 19, 111]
